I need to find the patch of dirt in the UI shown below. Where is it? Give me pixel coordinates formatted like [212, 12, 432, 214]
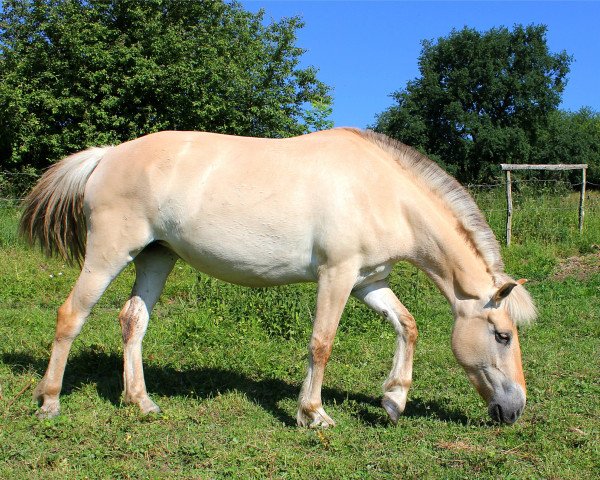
[552, 250, 600, 281]
[435, 439, 483, 453]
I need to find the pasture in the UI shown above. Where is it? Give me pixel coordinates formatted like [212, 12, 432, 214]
[0, 188, 599, 479]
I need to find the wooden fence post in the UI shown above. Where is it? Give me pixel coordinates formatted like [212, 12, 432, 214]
[579, 167, 587, 233]
[505, 170, 512, 247]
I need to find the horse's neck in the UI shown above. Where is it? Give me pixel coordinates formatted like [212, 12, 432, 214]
[406, 214, 494, 308]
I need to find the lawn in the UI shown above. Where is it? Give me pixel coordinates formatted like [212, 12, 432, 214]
[0, 189, 599, 479]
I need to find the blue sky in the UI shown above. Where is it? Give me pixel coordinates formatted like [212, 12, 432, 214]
[242, 1, 600, 128]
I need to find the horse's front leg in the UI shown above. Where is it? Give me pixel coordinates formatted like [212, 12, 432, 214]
[353, 281, 418, 424]
[297, 264, 356, 428]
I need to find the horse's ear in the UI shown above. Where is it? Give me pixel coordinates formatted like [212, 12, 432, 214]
[493, 282, 518, 304]
[493, 278, 528, 304]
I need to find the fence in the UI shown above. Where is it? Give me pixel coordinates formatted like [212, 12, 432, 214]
[501, 164, 588, 246]
[2, 170, 599, 249]
[465, 179, 598, 248]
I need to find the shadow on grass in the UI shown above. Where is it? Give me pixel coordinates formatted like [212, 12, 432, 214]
[2, 349, 471, 426]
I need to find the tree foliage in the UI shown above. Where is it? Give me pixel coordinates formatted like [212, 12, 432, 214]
[0, 0, 332, 171]
[534, 108, 600, 185]
[374, 25, 573, 183]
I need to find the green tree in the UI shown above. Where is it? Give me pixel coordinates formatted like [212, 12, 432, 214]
[534, 108, 600, 185]
[374, 25, 572, 183]
[0, 0, 332, 171]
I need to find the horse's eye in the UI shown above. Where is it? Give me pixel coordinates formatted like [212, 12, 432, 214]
[494, 331, 511, 346]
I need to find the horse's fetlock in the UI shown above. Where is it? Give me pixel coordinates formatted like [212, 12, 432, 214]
[299, 401, 321, 414]
[383, 378, 411, 393]
[34, 377, 61, 400]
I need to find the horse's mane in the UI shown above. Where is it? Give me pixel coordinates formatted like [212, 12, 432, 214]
[349, 128, 536, 324]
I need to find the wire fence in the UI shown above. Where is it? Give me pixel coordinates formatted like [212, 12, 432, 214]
[1, 172, 599, 198]
[1, 172, 599, 248]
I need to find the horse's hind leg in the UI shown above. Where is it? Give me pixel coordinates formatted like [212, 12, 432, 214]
[34, 242, 134, 418]
[353, 281, 418, 424]
[119, 243, 177, 414]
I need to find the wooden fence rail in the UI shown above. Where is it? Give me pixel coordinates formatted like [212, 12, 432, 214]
[500, 163, 588, 246]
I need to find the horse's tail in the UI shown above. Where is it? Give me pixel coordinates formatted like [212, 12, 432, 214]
[19, 146, 112, 266]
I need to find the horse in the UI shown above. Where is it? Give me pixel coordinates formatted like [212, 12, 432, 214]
[20, 128, 536, 426]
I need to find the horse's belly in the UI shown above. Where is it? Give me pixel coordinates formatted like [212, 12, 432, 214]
[163, 230, 316, 287]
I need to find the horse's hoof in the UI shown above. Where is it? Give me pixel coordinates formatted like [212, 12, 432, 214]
[297, 406, 336, 428]
[128, 395, 161, 415]
[382, 392, 406, 425]
[139, 399, 161, 415]
[35, 401, 60, 419]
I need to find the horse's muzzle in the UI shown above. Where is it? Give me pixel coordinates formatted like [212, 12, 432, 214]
[488, 382, 526, 424]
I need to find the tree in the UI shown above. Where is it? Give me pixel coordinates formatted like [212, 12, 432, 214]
[0, 0, 332, 171]
[374, 25, 572, 183]
[534, 108, 600, 185]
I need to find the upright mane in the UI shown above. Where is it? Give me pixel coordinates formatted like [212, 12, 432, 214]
[348, 129, 536, 324]
[351, 128, 504, 274]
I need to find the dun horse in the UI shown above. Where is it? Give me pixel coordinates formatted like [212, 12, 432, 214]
[20, 128, 536, 426]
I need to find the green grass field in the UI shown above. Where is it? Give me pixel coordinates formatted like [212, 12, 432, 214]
[1, 189, 599, 479]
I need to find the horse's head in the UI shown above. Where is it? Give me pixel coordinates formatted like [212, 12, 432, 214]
[451, 278, 536, 424]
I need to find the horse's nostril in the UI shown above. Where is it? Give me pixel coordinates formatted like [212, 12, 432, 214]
[489, 403, 502, 423]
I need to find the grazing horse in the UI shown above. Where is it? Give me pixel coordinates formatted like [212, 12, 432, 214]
[20, 128, 536, 426]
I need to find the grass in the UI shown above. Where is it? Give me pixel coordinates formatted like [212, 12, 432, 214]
[0, 189, 599, 479]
